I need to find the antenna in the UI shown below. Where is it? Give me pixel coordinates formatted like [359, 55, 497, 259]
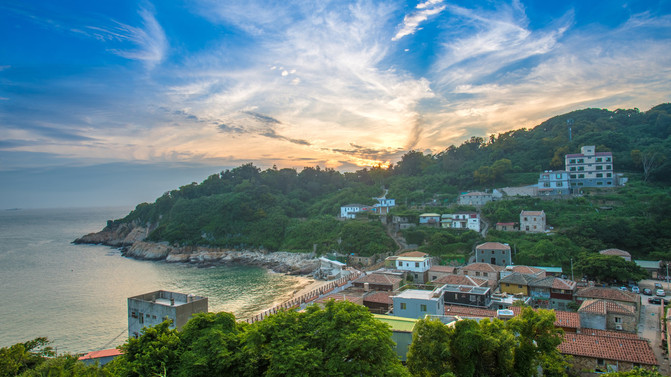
[567, 119, 574, 141]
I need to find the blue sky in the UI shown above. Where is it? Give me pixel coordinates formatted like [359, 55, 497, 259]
[1, 0, 670, 208]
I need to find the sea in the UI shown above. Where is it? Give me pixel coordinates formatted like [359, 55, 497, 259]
[0, 207, 303, 354]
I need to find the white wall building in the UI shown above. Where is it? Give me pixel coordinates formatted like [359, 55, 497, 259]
[128, 290, 208, 339]
[565, 145, 615, 189]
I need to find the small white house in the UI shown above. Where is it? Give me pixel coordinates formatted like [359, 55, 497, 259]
[340, 203, 371, 219]
[396, 255, 432, 283]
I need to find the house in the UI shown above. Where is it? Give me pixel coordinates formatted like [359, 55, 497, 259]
[635, 260, 662, 279]
[372, 315, 418, 362]
[520, 210, 546, 233]
[575, 287, 640, 319]
[458, 191, 493, 206]
[529, 276, 577, 310]
[348, 254, 376, 267]
[372, 197, 395, 215]
[558, 333, 657, 375]
[392, 288, 444, 319]
[392, 216, 416, 232]
[363, 292, 393, 314]
[441, 213, 480, 232]
[340, 203, 372, 219]
[495, 222, 518, 231]
[503, 265, 546, 279]
[499, 272, 537, 296]
[419, 213, 441, 227]
[475, 242, 511, 266]
[78, 348, 123, 366]
[565, 145, 615, 189]
[432, 274, 488, 288]
[128, 290, 208, 339]
[395, 252, 432, 283]
[578, 299, 637, 333]
[427, 265, 457, 282]
[599, 248, 632, 262]
[315, 293, 364, 306]
[461, 263, 505, 287]
[537, 170, 571, 196]
[352, 273, 402, 292]
[440, 284, 492, 308]
[314, 257, 347, 280]
[509, 306, 581, 333]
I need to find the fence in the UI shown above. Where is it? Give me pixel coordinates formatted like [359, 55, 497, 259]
[244, 270, 363, 324]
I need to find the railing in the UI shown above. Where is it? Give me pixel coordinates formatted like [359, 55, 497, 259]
[244, 270, 363, 324]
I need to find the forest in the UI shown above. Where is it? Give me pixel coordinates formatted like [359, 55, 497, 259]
[106, 104, 671, 274]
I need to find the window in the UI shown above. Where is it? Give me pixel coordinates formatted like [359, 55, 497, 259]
[420, 304, 427, 312]
[432, 275, 437, 280]
[596, 173, 603, 178]
[596, 157, 602, 162]
[570, 167, 576, 171]
[614, 317, 622, 323]
[415, 262, 419, 268]
[606, 165, 612, 170]
[492, 250, 495, 254]
[596, 165, 603, 170]
[543, 182, 550, 187]
[524, 217, 528, 221]
[518, 285, 523, 288]
[556, 174, 562, 179]
[557, 182, 563, 187]
[607, 173, 612, 177]
[597, 182, 603, 185]
[570, 174, 576, 179]
[578, 159, 584, 163]
[570, 159, 576, 164]
[606, 157, 611, 162]
[139, 313, 144, 324]
[597, 359, 605, 366]
[578, 174, 585, 178]
[578, 166, 584, 171]
[400, 303, 406, 310]
[475, 271, 480, 276]
[483, 272, 488, 277]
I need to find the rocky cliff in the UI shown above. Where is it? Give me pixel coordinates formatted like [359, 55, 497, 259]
[74, 223, 320, 274]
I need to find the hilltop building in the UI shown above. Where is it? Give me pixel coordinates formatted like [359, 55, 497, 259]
[520, 210, 546, 233]
[475, 242, 511, 266]
[537, 170, 571, 196]
[565, 145, 615, 189]
[128, 290, 208, 338]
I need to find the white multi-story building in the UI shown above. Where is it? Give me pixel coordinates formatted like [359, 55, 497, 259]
[340, 203, 371, 219]
[395, 253, 432, 283]
[537, 170, 571, 195]
[565, 146, 615, 189]
[441, 213, 481, 232]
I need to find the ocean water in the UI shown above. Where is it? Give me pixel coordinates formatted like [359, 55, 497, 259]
[0, 207, 303, 354]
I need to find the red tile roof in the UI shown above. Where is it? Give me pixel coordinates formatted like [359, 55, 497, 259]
[509, 307, 580, 329]
[578, 299, 635, 316]
[315, 293, 363, 305]
[399, 251, 429, 258]
[462, 263, 505, 273]
[510, 265, 545, 276]
[559, 333, 657, 366]
[354, 273, 402, 285]
[429, 265, 456, 273]
[476, 242, 511, 251]
[363, 292, 393, 305]
[578, 328, 641, 339]
[433, 274, 488, 287]
[445, 305, 497, 318]
[520, 210, 544, 216]
[78, 348, 123, 360]
[576, 287, 638, 303]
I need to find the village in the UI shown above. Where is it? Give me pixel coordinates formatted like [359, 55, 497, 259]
[79, 145, 670, 376]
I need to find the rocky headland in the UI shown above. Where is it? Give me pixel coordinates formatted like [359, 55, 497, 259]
[74, 222, 320, 275]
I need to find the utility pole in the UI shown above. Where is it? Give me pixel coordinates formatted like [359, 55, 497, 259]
[570, 258, 574, 282]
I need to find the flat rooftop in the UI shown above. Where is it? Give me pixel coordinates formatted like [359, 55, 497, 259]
[128, 290, 207, 307]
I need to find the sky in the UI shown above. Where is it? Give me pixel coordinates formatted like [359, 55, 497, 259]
[1, 0, 670, 209]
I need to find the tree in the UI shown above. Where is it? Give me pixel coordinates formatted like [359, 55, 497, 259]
[604, 367, 665, 376]
[0, 337, 53, 377]
[579, 254, 648, 283]
[110, 320, 183, 377]
[406, 318, 452, 377]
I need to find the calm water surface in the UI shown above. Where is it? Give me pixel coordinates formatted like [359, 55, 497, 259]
[0, 207, 301, 353]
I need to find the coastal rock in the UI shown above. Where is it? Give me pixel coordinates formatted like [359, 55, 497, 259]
[73, 222, 149, 247]
[124, 241, 173, 260]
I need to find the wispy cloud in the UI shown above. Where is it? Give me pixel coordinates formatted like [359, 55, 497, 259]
[392, 0, 446, 41]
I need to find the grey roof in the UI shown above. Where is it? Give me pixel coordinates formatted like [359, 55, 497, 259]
[500, 272, 538, 285]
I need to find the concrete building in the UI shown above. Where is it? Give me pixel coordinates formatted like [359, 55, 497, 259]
[495, 222, 518, 231]
[461, 263, 505, 287]
[529, 276, 577, 310]
[520, 210, 546, 233]
[427, 265, 457, 282]
[599, 248, 632, 262]
[440, 284, 492, 308]
[537, 170, 571, 196]
[578, 299, 637, 333]
[458, 191, 493, 206]
[395, 253, 432, 283]
[392, 288, 444, 319]
[475, 242, 512, 266]
[339, 203, 371, 219]
[419, 213, 441, 227]
[565, 145, 615, 189]
[128, 290, 208, 338]
[372, 197, 395, 215]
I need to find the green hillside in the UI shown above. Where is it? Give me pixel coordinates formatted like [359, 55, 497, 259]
[112, 104, 671, 260]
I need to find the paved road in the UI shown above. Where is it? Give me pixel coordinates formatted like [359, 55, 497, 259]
[637, 279, 670, 374]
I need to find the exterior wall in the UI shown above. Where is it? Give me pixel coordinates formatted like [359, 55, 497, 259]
[393, 295, 444, 319]
[128, 291, 208, 338]
[500, 282, 530, 296]
[458, 193, 493, 206]
[475, 247, 512, 266]
[442, 289, 491, 307]
[461, 269, 499, 287]
[579, 312, 606, 330]
[537, 171, 571, 195]
[340, 205, 362, 219]
[496, 223, 518, 231]
[520, 212, 546, 233]
[568, 356, 645, 376]
[395, 258, 432, 273]
[565, 146, 615, 189]
[419, 214, 441, 227]
[363, 301, 392, 314]
[606, 313, 637, 332]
